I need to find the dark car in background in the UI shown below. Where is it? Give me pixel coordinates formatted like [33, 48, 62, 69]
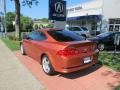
[88, 32, 120, 51]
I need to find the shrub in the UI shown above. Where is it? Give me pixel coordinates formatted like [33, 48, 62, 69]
[99, 52, 120, 71]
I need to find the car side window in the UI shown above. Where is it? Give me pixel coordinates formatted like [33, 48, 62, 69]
[69, 27, 82, 31]
[28, 31, 46, 41]
[107, 34, 114, 41]
[68, 27, 74, 31]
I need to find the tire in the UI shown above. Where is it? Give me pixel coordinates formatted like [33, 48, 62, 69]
[20, 44, 26, 55]
[98, 44, 105, 51]
[41, 55, 55, 75]
[81, 34, 87, 38]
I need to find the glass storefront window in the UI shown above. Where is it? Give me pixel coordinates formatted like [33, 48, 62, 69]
[91, 21, 97, 31]
[109, 25, 114, 31]
[115, 20, 120, 24]
[91, 25, 97, 30]
[115, 25, 120, 32]
[109, 19, 115, 24]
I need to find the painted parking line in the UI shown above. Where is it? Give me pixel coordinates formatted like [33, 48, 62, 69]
[15, 51, 120, 90]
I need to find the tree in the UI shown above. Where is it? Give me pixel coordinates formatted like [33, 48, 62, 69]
[40, 18, 49, 22]
[46, 24, 53, 28]
[6, 12, 15, 32]
[6, 12, 33, 32]
[34, 24, 39, 30]
[13, 0, 39, 39]
[21, 15, 33, 32]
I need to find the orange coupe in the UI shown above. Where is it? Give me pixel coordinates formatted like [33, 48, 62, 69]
[20, 28, 99, 75]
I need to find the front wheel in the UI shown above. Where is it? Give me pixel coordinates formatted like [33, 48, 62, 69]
[98, 44, 105, 51]
[42, 55, 55, 75]
[81, 34, 87, 38]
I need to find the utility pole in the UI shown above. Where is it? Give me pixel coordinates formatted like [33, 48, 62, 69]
[3, 0, 7, 36]
[0, 0, 4, 36]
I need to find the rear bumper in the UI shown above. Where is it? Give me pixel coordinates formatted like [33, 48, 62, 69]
[54, 50, 99, 73]
[58, 60, 97, 73]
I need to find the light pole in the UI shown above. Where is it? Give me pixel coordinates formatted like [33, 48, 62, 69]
[0, 0, 4, 36]
[3, 0, 7, 36]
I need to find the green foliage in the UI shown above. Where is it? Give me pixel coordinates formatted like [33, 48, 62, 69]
[39, 24, 43, 29]
[34, 24, 39, 30]
[6, 12, 33, 32]
[21, 15, 33, 32]
[46, 24, 53, 28]
[115, 85, 120, 90]
[40, 18, 49, 22]
[99, 52, 120, 71]
[1, 38, 20, 51]
[6, 12, 15, 32]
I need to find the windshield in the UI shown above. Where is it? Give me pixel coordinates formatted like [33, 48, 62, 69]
[81, 27, 88, 31]
[97, 32, 112, 38]
[69, 27, 82, 31]
[48, 30, 85, 42]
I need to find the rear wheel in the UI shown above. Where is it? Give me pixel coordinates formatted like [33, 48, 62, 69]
[81, 34, 87, 38]
[98, 44, 105, 51]
[42, 55, 55, 75]
[20, 44, 26, 55]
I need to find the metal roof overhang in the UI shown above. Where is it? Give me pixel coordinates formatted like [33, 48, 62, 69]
[67, 15, 102, 21]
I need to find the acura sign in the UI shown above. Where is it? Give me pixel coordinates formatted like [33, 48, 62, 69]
[49, 0, 66, 21]
[55, 2, 64, 13]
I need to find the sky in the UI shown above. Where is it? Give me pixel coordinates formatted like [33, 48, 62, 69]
[5, 0, 92, 19]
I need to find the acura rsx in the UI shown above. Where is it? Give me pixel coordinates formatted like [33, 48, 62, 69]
[20, 28, 99, 75]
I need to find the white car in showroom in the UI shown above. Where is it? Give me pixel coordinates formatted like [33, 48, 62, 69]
[66, 26, 91, 38]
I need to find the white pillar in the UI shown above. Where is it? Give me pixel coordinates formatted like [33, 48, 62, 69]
[54, 21, 66, 29]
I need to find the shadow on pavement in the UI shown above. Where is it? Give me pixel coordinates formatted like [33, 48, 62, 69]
[101, 70, 120, 89]
[59, 63, 102, 79]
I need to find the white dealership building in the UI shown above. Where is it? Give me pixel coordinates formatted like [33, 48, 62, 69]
[67, 0, 120, 34]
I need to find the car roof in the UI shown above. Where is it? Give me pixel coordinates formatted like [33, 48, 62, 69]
[69, 26, 81, 28]
[38, 28, 63, 32]
[109, 31, 120, 34]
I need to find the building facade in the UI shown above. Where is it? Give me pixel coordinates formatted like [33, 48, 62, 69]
[67, 0, 120, 34]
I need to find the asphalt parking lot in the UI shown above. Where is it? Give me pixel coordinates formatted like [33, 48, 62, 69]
[15, 51, 120, 90]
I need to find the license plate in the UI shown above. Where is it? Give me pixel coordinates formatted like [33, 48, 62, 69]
[84, 57, 92, 64]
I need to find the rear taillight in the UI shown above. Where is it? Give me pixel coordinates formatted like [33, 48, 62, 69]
[57, 49, 79, 57]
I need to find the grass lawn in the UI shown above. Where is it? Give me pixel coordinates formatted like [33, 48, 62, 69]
[115, 85, 120, 90]
[1, 38, 20, 51]
[99, 52, 120, 72]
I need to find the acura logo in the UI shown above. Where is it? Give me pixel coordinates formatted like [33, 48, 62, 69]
[55, 2, 64, 13]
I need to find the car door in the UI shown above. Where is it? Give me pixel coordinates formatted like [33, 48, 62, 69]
[23, 31, 35, 56]
[29, 31, 47, 61]
[104, 34, 115, 49]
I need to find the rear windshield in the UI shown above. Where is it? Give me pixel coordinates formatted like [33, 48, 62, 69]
[97, 32, 112, 38]
[48, 30, 85, 42]
[81, 27, 88, 31]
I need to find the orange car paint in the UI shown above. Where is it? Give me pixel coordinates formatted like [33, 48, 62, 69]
[22, 28, 99, 73]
